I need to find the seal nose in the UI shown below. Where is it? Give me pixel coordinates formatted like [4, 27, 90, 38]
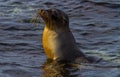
[40, 9, 44, 13]
[39, 9, 46, 16]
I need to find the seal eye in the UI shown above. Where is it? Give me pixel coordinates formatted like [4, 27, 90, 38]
[52, 14, 57, 19]
[52, 14, 60, 22]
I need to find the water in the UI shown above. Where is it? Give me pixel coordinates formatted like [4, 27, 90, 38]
[0, 0, 120, 77]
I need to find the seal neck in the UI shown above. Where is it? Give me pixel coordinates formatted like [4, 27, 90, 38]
[45, 21, 70, 31]
[46, 24, 70, 32]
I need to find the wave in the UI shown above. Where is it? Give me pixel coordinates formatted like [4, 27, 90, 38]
[0, 42, 29, 46]
[82, 0, 120, 8]
[4, 26, 35, 31]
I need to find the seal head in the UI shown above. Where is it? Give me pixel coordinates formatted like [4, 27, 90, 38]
[39, 9, 69, 30]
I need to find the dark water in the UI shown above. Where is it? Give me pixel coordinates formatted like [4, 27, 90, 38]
[0, 0, 120, 77]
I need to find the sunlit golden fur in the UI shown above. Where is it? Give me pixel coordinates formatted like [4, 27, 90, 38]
[39, 8, 88, 63]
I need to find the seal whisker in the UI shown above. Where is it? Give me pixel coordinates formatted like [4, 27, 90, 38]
[31, 13, 37, 26]
[31, 12, 40, 26]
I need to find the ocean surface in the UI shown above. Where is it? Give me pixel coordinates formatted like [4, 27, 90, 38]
[0, 0, 120, 77]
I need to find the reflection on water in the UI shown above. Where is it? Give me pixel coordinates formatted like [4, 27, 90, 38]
[42, 60, 120, 77]
[42, 60, 78, 77]
[0, 0, 120, 77]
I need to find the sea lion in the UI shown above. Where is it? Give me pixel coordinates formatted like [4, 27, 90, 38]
[39, 8, 101, 63]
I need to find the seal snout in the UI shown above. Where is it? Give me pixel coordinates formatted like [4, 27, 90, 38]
[39, 9, 50, 21]
[39, 9, 46, 15]
[40, 9, 44, 13]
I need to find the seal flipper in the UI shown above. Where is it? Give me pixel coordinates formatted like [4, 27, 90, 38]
[86, 56, 103, 63]
[74, 56, 102, 64]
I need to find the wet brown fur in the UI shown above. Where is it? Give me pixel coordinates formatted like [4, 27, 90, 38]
[39, 8, 89, 63]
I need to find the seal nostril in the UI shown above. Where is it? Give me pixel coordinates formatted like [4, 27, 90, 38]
[40, 9, 44, 12]
[39, 9, 46, 16]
